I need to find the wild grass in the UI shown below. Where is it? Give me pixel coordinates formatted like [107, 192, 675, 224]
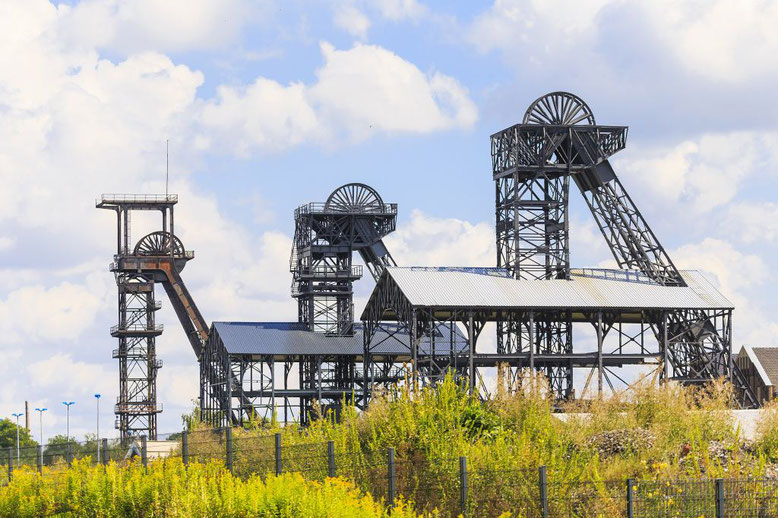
[0, 457, 422, 518]
[185, 372, 777, 515]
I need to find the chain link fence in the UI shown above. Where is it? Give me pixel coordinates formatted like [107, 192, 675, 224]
[4, 429, 778, 517]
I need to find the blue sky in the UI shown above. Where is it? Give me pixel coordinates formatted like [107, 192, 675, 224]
[2, 0, 778, 437]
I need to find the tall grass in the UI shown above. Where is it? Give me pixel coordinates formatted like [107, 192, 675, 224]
[184, 373, 771, 514]
[0, 457, 421, 518]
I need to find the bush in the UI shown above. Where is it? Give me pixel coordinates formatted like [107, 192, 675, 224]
[0, 458, 421, 517]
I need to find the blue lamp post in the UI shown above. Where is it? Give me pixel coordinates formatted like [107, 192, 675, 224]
[34, 407, 47, 466]
[94, 394, 101, 460]
[62, 401, 75, 442]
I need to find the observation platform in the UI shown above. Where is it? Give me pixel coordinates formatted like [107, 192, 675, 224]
[96, 194, 178, 210]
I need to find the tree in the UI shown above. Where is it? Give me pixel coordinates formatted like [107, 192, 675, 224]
[44, 434, 100, 464]
[0, 417, 37, 450]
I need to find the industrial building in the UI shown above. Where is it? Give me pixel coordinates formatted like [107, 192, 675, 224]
[98, 92, 758, 440]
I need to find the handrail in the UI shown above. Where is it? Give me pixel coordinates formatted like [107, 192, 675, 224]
[571, 268, 656, 285]
[110, 324, 164, 334]
[295, 202, 398, 217]
[96, 194, 178, 205]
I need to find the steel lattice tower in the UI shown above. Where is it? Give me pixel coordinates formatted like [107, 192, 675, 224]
[290, 183, 397, 421]
[97, 195, 182, 439]
[493, 92, 757, 407]
[97, 194, 221, 438]
[291, 183, 397, 335]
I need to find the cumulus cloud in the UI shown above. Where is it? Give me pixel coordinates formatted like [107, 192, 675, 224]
[615, 132, 778, 213]
[469, 0, 610, 58]
[672, 238, 775, 345]
[0, 1, 478, 435]
[200, 42, 477, 155]
[56, 0, 261, 54]
[373, 0, 429, 21]
[333, 5, 371, 40]
[384, 209, 494, 267]
[469, 0, 778, 85]
[725, 203, 778, 244]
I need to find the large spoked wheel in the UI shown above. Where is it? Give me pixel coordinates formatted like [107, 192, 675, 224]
[523, 92, 596, 125]
[324, 183, 385, 212]
[134, 231, 186, 257]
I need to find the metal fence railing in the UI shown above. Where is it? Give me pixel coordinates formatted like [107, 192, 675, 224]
[4, 430, 778, 517]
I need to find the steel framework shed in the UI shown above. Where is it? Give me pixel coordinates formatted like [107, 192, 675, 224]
[361, 267, 735, 398]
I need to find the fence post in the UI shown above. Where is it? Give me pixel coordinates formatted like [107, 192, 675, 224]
[626, 478, 634, 518]
[37, 445, 43, 474]
[101, 438, 108, 465]
[539, 465, 548, 518]
[388, 448, 396, 508]
[327, 441, 336, 478]
[141, 435, 148, 472]
[226, 427, 233, 474]
[715, 478, 724, 518]
[460, 456, 468, 515]
[6, 447, 12, 483]
[274, 432, 282, 475]
[182, 431, 189, 469]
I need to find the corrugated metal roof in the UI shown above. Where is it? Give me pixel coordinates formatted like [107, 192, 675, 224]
[212, 321, 468, 357]
[372, 267, 732, 310]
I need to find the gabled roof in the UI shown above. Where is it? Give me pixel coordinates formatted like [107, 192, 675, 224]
[361, 267, 732, 319]
[210, 321, 468, 358]
[739, 345, 778, 387]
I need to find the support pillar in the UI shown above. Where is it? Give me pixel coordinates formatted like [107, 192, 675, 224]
[597, 311, 603, 396]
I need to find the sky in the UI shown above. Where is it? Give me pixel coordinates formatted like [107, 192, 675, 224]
[2, 0, 778, 439]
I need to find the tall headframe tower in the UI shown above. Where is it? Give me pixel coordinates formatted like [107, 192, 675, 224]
[97, 194, 206, 439]
[290, 183, 397, 421]
[492, 92, 756, 406]
[291, 183, 397, 335]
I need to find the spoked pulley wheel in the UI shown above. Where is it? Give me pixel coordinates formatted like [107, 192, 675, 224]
[523, 92, 596, 125]
[324, 183, 385, 212]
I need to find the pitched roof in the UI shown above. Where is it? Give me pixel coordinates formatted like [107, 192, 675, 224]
[364, 267, 732, 313]
[740, 345, 778, 387]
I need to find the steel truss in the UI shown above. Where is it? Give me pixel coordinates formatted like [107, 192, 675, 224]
[488, 92, 757, 407]
[361, 92, 756, 408]
[200, 328, 366, 427]
[361, 269, 739, 403]
[275, 183, 399, 422]
[97, 195, 228, 438]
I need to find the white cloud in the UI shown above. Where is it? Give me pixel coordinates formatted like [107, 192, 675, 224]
[468, 0, 778, 85]
[373, 0, 429, 21]
[29, 354, 113, 394]
[384, 209, 494, 267]
[57, 0, 261, 54]
[333, 5, 371, 40]
[200, 42, 477, 155]
[468, 0, 610, 59]
[310, 42, 477, 138]
[643, 0, 778, 83]
[615, 132, 778, 213]
[0, 280, 104, 345]
[725, 203, 778, 244]
[199, 78, 319, 156]
[672, 238, 775, 346]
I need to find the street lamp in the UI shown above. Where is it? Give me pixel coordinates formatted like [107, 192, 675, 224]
[62, 401, 75, 442]
[34, 407, 47, 466]
[11, 412, 22, 465]
[94, 394, 101, 461]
